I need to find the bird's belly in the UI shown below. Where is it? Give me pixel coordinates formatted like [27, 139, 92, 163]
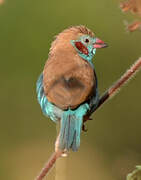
[43, 59, 95, 110]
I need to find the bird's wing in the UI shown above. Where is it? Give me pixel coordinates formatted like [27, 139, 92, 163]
[36, 73, 49, 116]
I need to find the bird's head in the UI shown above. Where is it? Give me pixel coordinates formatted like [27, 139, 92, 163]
[71, 33, 107, 62]
[49, 25, 108, 64]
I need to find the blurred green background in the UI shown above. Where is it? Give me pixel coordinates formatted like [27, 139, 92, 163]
[0, 0, 141, 180]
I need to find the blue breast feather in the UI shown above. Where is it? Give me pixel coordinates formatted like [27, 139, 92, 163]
[36, 73, 99, 151]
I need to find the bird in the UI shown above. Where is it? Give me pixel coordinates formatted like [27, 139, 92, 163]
[36, 25, 107, 152]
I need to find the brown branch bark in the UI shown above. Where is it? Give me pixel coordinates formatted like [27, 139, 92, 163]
[95, 57, 141, 112]
[35, 150, 63, 180]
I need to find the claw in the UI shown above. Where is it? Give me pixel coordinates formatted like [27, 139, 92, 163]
[82, 124, 87, 132]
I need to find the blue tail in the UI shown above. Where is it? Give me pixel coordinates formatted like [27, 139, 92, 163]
[59, 105, 89, 151]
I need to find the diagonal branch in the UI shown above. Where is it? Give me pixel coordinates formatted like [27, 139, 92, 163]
[35, 57, 141, 180]
[35, 150, 63, 180]
[94, 57, 141, 112]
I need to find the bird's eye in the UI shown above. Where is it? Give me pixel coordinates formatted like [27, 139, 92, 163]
[85, 38, 89, 43]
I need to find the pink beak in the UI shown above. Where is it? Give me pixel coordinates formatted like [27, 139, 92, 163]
[93, 38, 108, 49]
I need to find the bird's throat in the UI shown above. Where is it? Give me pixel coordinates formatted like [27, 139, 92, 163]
[78, 52, 95, 68]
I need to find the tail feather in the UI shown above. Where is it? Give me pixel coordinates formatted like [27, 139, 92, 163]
[59, 110, 83, 151]
[68, 115, 76, 148]
[75, 117, 82, 146]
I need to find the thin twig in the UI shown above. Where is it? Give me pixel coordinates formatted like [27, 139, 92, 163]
[35, 58, 141, 180]
[35, 150, 63, 180]
[94, 57, 141, 112]
[55, 152, 68, 180]
[55, 123, 68, 180]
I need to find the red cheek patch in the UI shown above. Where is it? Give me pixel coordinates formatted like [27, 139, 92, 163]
[74, 42, 88, 55]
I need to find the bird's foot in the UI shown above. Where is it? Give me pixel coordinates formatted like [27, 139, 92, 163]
[83, 114, 92, 122]
[82, 123, 88, 132]
[82, 114, 93, 132]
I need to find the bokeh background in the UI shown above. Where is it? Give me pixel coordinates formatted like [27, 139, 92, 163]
[0, 0, 141, 180]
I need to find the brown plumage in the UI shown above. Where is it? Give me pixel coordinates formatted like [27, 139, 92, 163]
[43, 26, 96, 110]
